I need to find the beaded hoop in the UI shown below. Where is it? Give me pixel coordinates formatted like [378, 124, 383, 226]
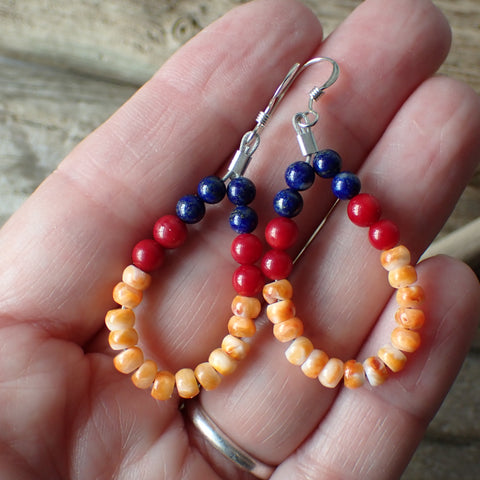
[106, 172, 265, 400]
[258, 95, 425, 389]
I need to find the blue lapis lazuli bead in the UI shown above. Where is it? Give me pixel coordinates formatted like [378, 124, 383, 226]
[313, 149, 342, 178]
[197, 176, 226, 204]
[229, 205, 258, 234]
[273, 188, 303, 218]
[176, 194, 206, 224]
[285, 161, 315, 191]
[227, 177, 256, 205]
[331, 172, 361, 200]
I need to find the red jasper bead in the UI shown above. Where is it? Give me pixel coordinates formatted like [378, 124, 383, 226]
[369, 219, 400, 250]
[261, 249, 293, 280]
[232, 265, 264, 296]
[347, 193, 382, 227]
[265, 217, 299, 250]
[132, 239, 165, 272]
[153, 215, 188, 249]
[231, 234, 263, 265]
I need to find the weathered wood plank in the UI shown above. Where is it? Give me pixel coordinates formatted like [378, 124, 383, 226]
[0, 56, 135, 225]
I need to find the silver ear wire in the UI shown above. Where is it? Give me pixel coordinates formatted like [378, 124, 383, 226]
[223, 57, 340, 181]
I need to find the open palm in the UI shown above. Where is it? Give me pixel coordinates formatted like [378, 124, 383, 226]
[0, 0, 479, 479]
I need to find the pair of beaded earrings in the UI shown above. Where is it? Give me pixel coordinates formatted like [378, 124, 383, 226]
[105, 58, 425, 400]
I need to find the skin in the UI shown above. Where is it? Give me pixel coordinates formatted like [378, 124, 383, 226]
[0, 0, 479, 478]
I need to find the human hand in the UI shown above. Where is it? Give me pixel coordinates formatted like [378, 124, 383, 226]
[0, 0, 479, 479]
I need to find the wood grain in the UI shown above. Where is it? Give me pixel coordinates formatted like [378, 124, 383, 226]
[0, 1, 478, 478]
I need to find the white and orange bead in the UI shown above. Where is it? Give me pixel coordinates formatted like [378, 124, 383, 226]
[113, 346, 144, 374]
[231, 295, 261, 319]
[194, 362, 222, 391]
[221, 335, 250, 361]
[113, 282, 143, 309]
[318, 358, 344, 388]
[395, 307, 425, 330]
[391, 327, 421, 353]
[301, 349, 329, 378]
[266, 299, 296, 324]
[175, 368, 200, 399]
[378, 344, 407, 373]
[381, 245, 411, 271]
[122, 264, 152, 291]
[263, 279, 293, 304]
[132, 360, 158, 389]
[343, 360, 365, 389]
[388, 265, 417, 289]
[363, 356, 389, 386]
[151, 370, 176, 401]
[209, 348, 238, 376]
[273, 317, 304, 342]
[285, 336, 314, 366]
[227, 315, 256, 338]
[105, 308, 135, 331]
[108, 328, 139, 350]
[396, 285, 425, 308]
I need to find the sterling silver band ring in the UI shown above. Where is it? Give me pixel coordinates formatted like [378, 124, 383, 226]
[186, 400, 275, 479]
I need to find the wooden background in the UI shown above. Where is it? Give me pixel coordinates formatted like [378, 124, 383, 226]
[0, 0, 478, 478]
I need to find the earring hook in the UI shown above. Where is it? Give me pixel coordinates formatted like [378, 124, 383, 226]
[223, 57, 339, 181]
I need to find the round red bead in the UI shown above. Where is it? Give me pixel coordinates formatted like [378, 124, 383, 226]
[153, 214, 188, 249]
[265, 217, 299, 250]
[232, 265, 264, 296]
[347, 193, 382, 227]
[132, 239, 165, 272]
[231, 234, 263, 265]
[369, 219, 400, 250]
[261, 249, 293, 280]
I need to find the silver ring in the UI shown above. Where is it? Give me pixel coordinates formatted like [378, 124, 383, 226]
[186, 400, 275, 479]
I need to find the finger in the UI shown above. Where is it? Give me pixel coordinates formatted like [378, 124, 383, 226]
[273, 256, 480, 479]
[0, 0, 323, 343]
[198, 55, 480, 477]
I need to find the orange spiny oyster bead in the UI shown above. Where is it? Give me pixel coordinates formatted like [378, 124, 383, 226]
[194, 362, 221, 391]
[388, 265, 417, 289]
[151, 370, 175, 400]
[273, 317, 304, 342]
[318, 358, 344, 388]
[105, 308, 135, 331]
[285, 336, 314, 366]
[221, 334, 250, 361]
[363, 356, 389, 386]
[231, 296, 261, 319]
[263, 279, 293, 304]
[381, 245, 411, 271]
[391, 327, 421, 352]
[395, 307, 425, 330]
[267, 299, 296, 324]
[113, 282, 143, 309]
[301, 349, 329, 378]
[113, 346, 144, 374]
[227, 315, 256, 338]
[175, 368, 200, 399]
[108, 328, 139, 350]
[378, 344, 407, 372]
[209, 348, 238, 375]
[132, 360, 158, 389]
[343, 360, 366, 389]
[396, 285, 425, 308]
[122, 264, 152, 291]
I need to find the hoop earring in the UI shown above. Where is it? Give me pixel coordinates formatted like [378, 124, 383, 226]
[105, 58, 340, 400]
[260, 64, 426, 389]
